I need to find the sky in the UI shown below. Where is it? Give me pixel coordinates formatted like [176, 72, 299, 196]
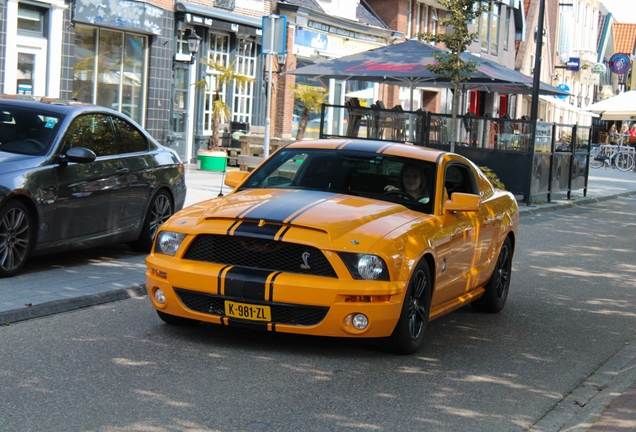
[599, 0, 636, 23]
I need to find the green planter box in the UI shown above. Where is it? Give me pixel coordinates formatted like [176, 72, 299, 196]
[198, 151, 227, 171]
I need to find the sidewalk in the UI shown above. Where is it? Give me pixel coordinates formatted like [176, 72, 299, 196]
[1, 164, 636, 431]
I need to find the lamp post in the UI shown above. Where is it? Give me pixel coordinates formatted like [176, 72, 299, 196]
[187, 31, 202, 64]
[528, 0, 545, 206]
[186, 30, 202, 152]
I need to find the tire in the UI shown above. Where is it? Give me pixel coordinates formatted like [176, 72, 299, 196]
[156, 310, 199, 326]
[0, 201, 33, 278]
[380, 260, 431, 355]
[131, 190, 173, 252]
[471, 237, 513, 313]
[615, 152, 634, 172]
[589, 153, 605, 169]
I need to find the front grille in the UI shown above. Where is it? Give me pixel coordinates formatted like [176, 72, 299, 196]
[183, 234, 337, 278]
[175, 288, 329, 326]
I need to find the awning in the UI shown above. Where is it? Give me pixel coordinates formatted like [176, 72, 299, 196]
[539, 95, 600, 117]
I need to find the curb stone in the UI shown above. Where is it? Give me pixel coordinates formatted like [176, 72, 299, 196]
[528, 341, 636, 431]
[1, 285, 147, 325]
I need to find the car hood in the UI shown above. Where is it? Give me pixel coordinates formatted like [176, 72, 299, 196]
[169, 189, 431, 251]
[0, 151, 40, 170]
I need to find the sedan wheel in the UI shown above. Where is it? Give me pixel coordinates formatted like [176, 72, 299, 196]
[131, 191, 173, 252]
[0, 201, 32, 278]
[380, 260, 431, 355]
[471, 237, 513, 313]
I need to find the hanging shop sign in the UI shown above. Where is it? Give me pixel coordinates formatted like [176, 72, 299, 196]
[609, 53, 631, 75]
[566, 58, 580, 71]
[592, 63, 606, 76]
[555, 83, 570, 100]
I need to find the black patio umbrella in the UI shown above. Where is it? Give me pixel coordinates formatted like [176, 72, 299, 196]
[285, 39, 569, 97]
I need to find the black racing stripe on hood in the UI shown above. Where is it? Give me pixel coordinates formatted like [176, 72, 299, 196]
[224, 267, 273, 300]
[241, 190, 334, 222]
[340, 141, 397, 153]
[232, 221, 282, 240]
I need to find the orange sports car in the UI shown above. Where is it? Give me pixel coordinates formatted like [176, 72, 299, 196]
[145, 140, 518, 354]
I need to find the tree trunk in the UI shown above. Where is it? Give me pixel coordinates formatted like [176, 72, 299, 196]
[295, 107, 310, 141]
[450, 81, 460, 153]
[210, 116, 220, 150]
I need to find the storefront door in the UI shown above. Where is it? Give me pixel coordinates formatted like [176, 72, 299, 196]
[171, 65, 195, 163]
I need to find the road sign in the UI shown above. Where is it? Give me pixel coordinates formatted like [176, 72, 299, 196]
[261, 15, 286, 55]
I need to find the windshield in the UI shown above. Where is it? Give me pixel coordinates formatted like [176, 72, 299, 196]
[0, 106, 62, 156]
[239, 148, 436, 214]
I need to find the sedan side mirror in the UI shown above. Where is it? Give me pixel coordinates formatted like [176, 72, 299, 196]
[224, 170, 249, 187]
[64, 147, 96, 164]
[445, 192, 481, 212]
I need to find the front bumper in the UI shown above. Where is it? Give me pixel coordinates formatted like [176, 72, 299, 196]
[145, 254, 407, 338]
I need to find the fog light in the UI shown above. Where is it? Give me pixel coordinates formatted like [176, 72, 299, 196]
[154, 288, 166, 304]
[352, 313, 369, 330]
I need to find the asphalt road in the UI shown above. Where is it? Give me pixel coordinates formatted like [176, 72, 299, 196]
[1, 197, 635, 432]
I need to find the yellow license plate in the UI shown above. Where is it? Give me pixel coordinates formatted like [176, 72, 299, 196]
[225, 300, 271, 322]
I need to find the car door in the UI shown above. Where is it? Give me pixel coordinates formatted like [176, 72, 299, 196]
[53, 113, 130, 240]
[431, 162, 495, 307]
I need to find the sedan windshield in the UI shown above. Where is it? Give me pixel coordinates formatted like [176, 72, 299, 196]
[239, 148, 437, 214]
[0, 106, 63, 156]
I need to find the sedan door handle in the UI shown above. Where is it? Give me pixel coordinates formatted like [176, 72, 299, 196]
[115, 167, 129, 175]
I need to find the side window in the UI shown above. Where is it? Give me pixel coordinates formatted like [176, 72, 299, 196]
[444, 164, 477, 197]
[64, 114, 116, 157]
[113, 116, 147, 154]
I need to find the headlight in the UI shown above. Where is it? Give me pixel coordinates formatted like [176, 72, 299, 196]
[339, 253, 390, 281]
[154, 231, 186, 256]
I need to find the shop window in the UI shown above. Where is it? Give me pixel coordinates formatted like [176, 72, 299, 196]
[233, 38, 256, 125]
[203, 33, 230, 133]
[71, 25, 147, 126]
[18, 4, 46, 36]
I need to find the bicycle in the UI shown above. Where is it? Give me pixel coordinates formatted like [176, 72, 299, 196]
[590, 144, 635, 171]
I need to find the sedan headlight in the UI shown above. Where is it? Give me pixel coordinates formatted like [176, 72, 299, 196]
[339, 253, 390, 281]
[154, 231, 187, 256]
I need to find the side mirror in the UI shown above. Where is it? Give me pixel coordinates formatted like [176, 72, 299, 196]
[445, 192, 481, 212]
[64, 147, 96, 164]
[224, 170, 249, 187]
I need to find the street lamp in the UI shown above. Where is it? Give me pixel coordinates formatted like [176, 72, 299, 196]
[577, 93, 583, 107]
[187, 31, 202, 64]
[276, 53, 287, 73]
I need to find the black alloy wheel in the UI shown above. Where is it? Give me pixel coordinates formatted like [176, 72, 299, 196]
[131, 190, 173, 252]
[0, 201, 32, 278]
[471, 236, 513, 313]
[380, 260, 431, 355]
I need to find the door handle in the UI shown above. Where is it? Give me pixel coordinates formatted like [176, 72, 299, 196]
[115, 167, 129, 175]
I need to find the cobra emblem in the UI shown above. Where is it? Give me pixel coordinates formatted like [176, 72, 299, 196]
[300, 252, 311, 269]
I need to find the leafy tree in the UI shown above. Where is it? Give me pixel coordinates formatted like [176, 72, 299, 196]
[291, 85, 328, 141]
[196, 60, 254, 150]
[418, 0, 490, 152]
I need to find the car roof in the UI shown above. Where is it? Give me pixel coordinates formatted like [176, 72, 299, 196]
[283, 139, 446, 163]
[0, 95, 104, 115]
